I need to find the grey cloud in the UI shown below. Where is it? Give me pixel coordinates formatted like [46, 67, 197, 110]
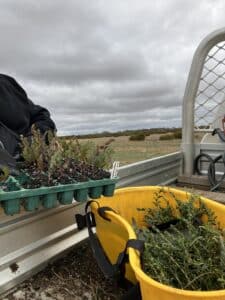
[23, 52, 148, 83]
[0, 0, 224, 134]
[56, 107, 181, 135]
[25, 80, 180, 117]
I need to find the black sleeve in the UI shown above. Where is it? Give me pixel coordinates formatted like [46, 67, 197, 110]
[28, 99, 57, 134]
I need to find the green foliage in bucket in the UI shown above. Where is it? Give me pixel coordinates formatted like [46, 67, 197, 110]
[135, 189, 225, 291]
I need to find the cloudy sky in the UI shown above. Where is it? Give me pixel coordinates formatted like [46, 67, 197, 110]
[0, 0, 225, 135]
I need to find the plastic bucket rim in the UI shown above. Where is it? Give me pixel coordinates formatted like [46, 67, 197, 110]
[99, 186, 225, 297]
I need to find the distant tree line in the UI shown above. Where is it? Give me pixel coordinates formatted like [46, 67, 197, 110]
[59, 127, 182, 140]
[159, 129, 182, 140]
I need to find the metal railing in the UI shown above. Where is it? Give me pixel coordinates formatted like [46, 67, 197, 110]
[182, 27, 225, 175]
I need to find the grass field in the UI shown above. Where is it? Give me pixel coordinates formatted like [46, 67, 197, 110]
[80, 134, 181, 166]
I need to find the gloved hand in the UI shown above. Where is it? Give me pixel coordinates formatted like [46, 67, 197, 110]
[0, 147, 19, 176]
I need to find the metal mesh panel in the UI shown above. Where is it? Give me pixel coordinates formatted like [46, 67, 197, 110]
[194, 41, 225, 131]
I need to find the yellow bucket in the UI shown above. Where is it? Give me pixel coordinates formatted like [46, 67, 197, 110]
[91, 186, 225, 300]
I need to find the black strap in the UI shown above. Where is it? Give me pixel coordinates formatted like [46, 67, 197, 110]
[120, 283, 142, 300]
[194, 153, 213, 175]
[85, 201, 119, 278]
[212, 128, 225, 142]
[97, 206, 116, 221]
[75, 212, 96, 230]
[208, 154, 224, 191]
[194, 152, 225, 191]
[84, 201, 144, 281]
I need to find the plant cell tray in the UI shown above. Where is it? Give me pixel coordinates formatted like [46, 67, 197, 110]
[0, 177, 117, 215]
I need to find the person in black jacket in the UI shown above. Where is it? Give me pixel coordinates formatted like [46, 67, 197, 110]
[0, 74, 56, 167]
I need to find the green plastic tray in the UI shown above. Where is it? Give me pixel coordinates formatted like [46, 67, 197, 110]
[0, 177, 118, 215]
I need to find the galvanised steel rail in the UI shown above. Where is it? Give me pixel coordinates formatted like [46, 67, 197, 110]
[0, 151, 182, 295]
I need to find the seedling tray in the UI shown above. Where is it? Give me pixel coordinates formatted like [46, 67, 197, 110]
[0, 177, 117, 215]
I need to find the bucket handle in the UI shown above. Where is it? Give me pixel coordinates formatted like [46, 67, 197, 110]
[82, 201, 144, 279]
[75, 201, 143, 299]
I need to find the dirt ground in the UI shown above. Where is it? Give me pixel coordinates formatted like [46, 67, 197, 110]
[2, 241, 126, 300]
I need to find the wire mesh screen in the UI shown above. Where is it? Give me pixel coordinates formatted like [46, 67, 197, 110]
[194, 41, 225, 131]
